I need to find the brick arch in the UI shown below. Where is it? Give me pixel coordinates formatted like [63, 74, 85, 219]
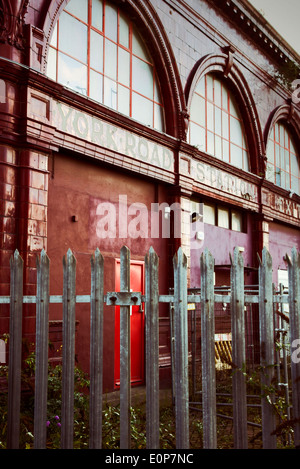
[41, 0, 185, 139]
[264, 102, 300, 151]
[263, 102, 300, 183]
[185, 51, 264, 175]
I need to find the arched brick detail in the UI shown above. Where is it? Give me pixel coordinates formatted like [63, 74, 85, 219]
[185, 51, 264, 175]
[264, 102, 300, 151]
[41, 0, 185, 139]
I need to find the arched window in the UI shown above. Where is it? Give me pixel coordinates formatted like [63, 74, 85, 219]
[188, 74, 249, 171]
[266, 121, 300, 194]
[46, 0, 165, 131]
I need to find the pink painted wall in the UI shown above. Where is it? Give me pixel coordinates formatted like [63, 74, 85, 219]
[190, 214, 254, 288]
[269, 222, 300, 285]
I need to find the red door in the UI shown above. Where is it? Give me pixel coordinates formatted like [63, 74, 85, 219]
[114, 260, 145, 388]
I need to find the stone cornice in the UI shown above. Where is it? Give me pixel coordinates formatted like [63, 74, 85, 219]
[208, 0, 300, 66]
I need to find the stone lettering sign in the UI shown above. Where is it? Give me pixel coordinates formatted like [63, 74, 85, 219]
[262, 189, 300, 221]
[180, 155, 258, 202]
[52, 101, 174, 172]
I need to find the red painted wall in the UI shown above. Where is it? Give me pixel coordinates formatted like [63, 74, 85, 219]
[47, 152, 171, 390]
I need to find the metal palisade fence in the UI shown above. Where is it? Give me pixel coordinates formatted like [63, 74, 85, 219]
[0, 245, 300, 449]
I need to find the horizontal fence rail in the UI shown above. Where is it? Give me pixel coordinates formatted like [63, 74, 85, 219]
[0, 246, 300, 449]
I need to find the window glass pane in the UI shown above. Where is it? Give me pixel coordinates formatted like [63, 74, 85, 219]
[206, 74, 213, 101]
[58, 53, 87, 95]
[222, 86, 228, 110]
[214, 106, 222, 136]
[232, 211, 243, 232]
[229, 95, 239, 117]
[47, 47, 57, 80]
[275, 167, 281, 186]
[206, 102, 214, 131]
[218, 207, 229, 229]
[104, 77, 117, 109]
[280, 124, 285, 146]
[222, 111, 229, 139]
[222, 140, 229, 163]
[65, 0, 88, 22]
[119, 11, 129, 48]
[204, 204, 215, 225]
[291, 153, 299, 175]
[284, 149, 290, 172]
[118, 48, 130, 86]
[132, 56, 153, 99]
[105, 3, 118, 42]
[90, 30, 103, 72]
[275, 123, 280, 142]
[104, 39, 117, 80]
[266, 139, 274, 165]
[50, 22, 57, 47]
[92, 0, 103, 31]
[118, 84, 130, 115]
[282, 171, 289, 190]
[291, 176, 299, 193]
[230, 143, 243, 168]
[154, 77, 162, 103]
[189, 122, 205, 151]
[132, 27, 151, 62]
[243, 150, 249, 171]
[214, 78, 222, 107]
[196, 76, 205, 97]
[132, 93, 153, 126]
[290, 138, 297, 155]
[154, 104, 164, 132]
[215, 135, 222, 157]
[90, 70, 103, 103]
[59, 12, 87, 63]
[230, 116, 243, 146]
[207, 131, 214, 155]
[190, 94, 205, 127]
[275, 144, 281, 167]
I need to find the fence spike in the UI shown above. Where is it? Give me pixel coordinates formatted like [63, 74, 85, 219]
[231, 247, 247, 449]
[89, 248, 104, 449]
[120, 245, 131, 449]
[288, 247, 300, 448]
[200, 248, 217, 449]
[259, 247, 277, 449]
[7, 250, 23, 449]
[173, 247, 189, 449]
[34, 249, 50, 449]
[145, 247, 160, 449]
[3, 246, 300, 450]
[61, 247, 76, 449]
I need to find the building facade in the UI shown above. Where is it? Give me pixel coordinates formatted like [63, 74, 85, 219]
[0, 0, 299, 391]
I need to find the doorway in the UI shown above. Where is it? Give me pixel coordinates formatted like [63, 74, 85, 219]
[114, 260, 145, 388]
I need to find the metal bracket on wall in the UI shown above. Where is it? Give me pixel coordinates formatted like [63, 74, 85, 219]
[105, 292, 142, 306]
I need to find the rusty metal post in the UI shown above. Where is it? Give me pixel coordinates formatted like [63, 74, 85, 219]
[89, 248, 104, 449]
[61, 249, 76, 449]
[173, 247, 189, 449]
[7, 250, 23, 449]
[120, 246, 131, 449]
[200, 249, 217, 449]
[145, 247, 159, 449]
[259, 247, 277, 449]
[231, 247, 248, 448]
[34, 250, 50, 449]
